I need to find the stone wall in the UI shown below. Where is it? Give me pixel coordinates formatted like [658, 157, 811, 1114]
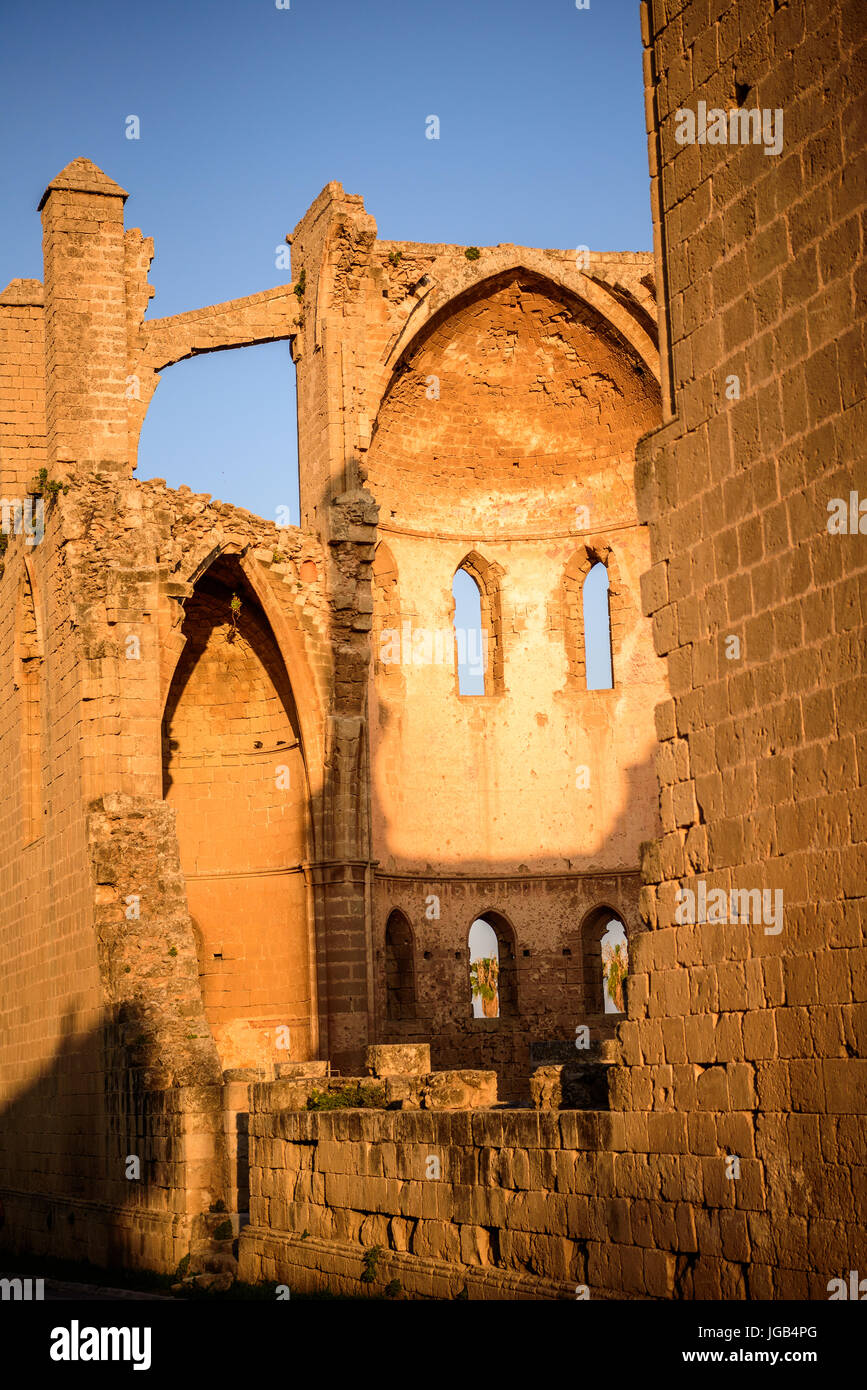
[5, 0, 862, 1295]
[239, 1086, 605, 1299]
[622, 0, 867, 1295]
[286, 188, 670, 1084]
[371, 872, 643, 1102]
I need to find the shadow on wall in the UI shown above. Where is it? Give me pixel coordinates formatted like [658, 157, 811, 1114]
[370, 748, 658, 1102]
[0, 997, 227, 1275]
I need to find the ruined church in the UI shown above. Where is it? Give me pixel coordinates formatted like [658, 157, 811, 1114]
[1, 0, 863, 1300]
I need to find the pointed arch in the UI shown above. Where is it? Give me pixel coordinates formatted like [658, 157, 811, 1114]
[384, 909, 416, 1021]
[161, 541, 326, 834]
[14, 559, 44, 845]
[376, 253, 660, 396]
[365, 267, 662, 539]
[468, 910, 518, 1019]
[161, 551, 317, 1071]
[580, 904, 629, 1017]
[453, 550, 504, 696]
[563, 542, 625, 689]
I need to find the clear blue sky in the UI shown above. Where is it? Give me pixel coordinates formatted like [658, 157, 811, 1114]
[1, 0, 651, 526]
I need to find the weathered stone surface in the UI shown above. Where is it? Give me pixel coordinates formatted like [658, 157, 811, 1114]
[1, 0, 862, 1299]
[530, 1062, 612, 1111]
[366, 1044, 431, 1077]
[420, 1071, 498, 1110]
[275, 1061, 329, 1079]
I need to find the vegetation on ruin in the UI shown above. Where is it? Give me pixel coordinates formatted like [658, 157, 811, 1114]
[293, 268, 306, 300]
[387, 250, 402, 267]
[306, 1081, 386, 1110]
[29, 467, 68, 503]
[360, 1245, 383, 1283]
[228, 592, 242, 641]
[465, 246, 481, 261]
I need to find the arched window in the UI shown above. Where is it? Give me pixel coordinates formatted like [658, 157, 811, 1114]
[452, 551, 504, 696]
[385, 910, 416, 1020]
[562, 546, 622, 689]
[581, 906, 628, 1015]
[583, 562, 613, 690]
[14, 562, 44, 845]
[468, 912, 517, 1018]
[453, 568, 485, 695]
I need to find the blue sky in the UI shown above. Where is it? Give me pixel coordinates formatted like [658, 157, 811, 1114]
[1, 0, 651, 530]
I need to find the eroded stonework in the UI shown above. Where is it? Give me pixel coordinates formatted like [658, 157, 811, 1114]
[1, 0, 863, 1299]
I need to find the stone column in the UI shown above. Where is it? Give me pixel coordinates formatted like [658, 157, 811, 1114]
[39, 158, 130, 482]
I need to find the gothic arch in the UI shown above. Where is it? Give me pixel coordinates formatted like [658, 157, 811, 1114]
[384, 908, 416, 1021]
[161, 551, 317, 1070]
[562, 542, 626, 688]
[453, 551, 505, 695]
[365, 266, 661, 538]
[468, 910, 518, 1019]
[374, 252, 660, 409]
[580, 904, 629, 1018]
[161, 542, 326, 830]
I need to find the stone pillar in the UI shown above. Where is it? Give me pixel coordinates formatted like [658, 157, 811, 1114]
[38, 158, 130, 482]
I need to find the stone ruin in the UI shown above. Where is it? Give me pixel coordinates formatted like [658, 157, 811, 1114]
[0, 0, 864, 1300]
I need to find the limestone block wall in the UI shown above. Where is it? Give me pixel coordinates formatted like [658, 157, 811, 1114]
[239, 1091, 605, 1299]
[286, 183, 671, 1086]
[368, 530, 663, 875]
[0, 161, 379, 1288]
[0, 281, 46, 496]
[0, 403, 354, 1270]
[619, 0, 867, 1295]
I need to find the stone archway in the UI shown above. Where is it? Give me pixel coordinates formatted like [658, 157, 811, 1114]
[162, 553, 316, 1071]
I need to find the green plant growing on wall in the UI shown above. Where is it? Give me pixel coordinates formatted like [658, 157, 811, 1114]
[387, 250, 402, 267]
[213, 1220, 233, 1241]
[385, 1279, 402, 1298]
[293, 268, 306, 300]
[29, 467, 68, 504]
[360, 1246, 383, 1284]
[465, 246, 481, 261]
[228, 592, 242, 641]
